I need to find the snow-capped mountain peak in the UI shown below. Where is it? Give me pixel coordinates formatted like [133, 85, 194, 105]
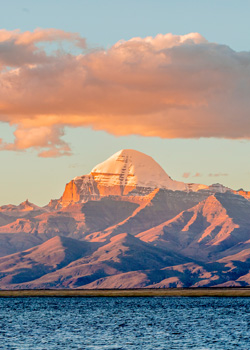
[90, 149, 187, 191]
[60, 149, 234, 205]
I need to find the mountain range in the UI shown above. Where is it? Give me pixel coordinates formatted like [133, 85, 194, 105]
[1, 149, 250, 289]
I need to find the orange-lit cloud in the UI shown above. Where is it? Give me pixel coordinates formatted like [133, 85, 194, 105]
[193, 173, 202, 177]
[0, 28, 85, 68]
[1, 29, 250, 156]
[182, 172, 202, 178]
[0, 126, 71, 157]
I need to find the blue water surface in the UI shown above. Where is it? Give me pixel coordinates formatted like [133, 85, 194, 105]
[0, 297, 250, 349]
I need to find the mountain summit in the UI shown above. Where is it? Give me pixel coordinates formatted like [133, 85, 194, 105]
[91, 149, 187, 191]
[62, 149, 189, 204]
[60, 149, 230, 205]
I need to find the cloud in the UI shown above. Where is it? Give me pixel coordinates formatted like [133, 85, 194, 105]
[0, 125, 71, 157]
[1, 29, 250, 156]
[208, 173, 228, 177]
[182, 172, 191, 178]
[182, 172, 202, 178]
[193, 173, 202, 177]
[0, 28, 85, 68]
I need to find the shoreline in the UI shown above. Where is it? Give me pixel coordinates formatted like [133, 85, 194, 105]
[1, 288, 250, 297]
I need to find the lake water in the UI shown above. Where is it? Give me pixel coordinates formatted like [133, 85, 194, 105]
[0, 297, 250, 349]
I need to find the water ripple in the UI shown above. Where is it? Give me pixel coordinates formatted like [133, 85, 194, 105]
[0, 297, 250, 349]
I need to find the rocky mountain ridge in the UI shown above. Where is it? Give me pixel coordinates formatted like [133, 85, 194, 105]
[0, 149, 250, 289]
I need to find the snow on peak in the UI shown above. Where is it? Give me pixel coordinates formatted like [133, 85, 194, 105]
[71, 149, 233, 195]
[90, 149, 187, 191]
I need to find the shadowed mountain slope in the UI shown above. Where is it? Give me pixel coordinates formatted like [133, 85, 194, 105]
[0, 236, 95, 286]
[0, 233, 185, 289]
[137, 193, 250, 261]
[96, 190, 209, 240]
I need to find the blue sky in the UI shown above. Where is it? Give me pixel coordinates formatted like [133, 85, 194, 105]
[1, 0, 249, 51]
[1, 0, 250, 205]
